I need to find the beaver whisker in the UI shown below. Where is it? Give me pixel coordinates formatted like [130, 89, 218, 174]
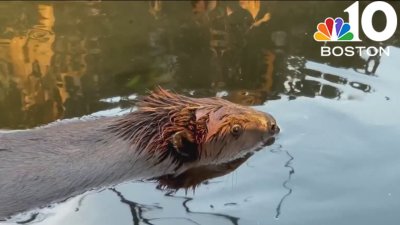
[215, 141, 227, 160]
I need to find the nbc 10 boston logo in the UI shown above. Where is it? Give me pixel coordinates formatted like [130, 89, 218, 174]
[313, 1, 398, 57]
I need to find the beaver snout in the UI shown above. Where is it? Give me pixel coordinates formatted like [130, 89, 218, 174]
[264, 112, 280, 135]
[270, 123, 280, 135]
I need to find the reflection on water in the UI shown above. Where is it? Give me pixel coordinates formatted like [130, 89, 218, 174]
[0, 4, 59, 128]
[110, 188, 163, 225]
[271, 147, 294, 219]
[111, 187, 241, 225]
[110, 188, 242, 225]
[154, 152, 254, 191]
[1, 1, 397, 128]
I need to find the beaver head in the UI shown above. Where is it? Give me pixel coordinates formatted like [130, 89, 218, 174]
[107, 87, 279, 172]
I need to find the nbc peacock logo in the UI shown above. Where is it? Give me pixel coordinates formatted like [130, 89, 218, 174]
[314, 1, 397, 57]
[314, 17, 354, 42]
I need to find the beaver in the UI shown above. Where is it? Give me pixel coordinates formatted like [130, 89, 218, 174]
[0, 87, 279, 219]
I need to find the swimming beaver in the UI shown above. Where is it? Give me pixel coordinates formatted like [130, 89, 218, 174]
[0, 87, 279, 219]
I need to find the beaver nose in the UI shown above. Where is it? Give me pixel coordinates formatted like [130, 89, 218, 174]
[264, 112, 280, 135]
[270, 123, 280, 135]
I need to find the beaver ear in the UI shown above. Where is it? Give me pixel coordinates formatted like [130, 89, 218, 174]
[169, 130, 199, 163]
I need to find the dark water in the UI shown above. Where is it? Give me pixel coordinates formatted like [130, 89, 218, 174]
[1, 1, 400, 225]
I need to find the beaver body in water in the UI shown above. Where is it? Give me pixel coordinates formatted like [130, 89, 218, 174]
[0, 88, 279, 219]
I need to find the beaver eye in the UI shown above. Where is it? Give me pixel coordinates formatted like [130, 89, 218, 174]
[230, 124, 242, 137]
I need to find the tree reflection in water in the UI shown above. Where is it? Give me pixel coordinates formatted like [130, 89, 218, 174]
[0, 1, 395, 129]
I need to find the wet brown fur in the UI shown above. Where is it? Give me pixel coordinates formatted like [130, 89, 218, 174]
[107, 87, 245, 165]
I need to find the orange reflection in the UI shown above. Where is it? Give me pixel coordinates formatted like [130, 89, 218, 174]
[1, 4, 64, 126]
[239, 0, 260, 19]
[9, 4, 55, 84]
